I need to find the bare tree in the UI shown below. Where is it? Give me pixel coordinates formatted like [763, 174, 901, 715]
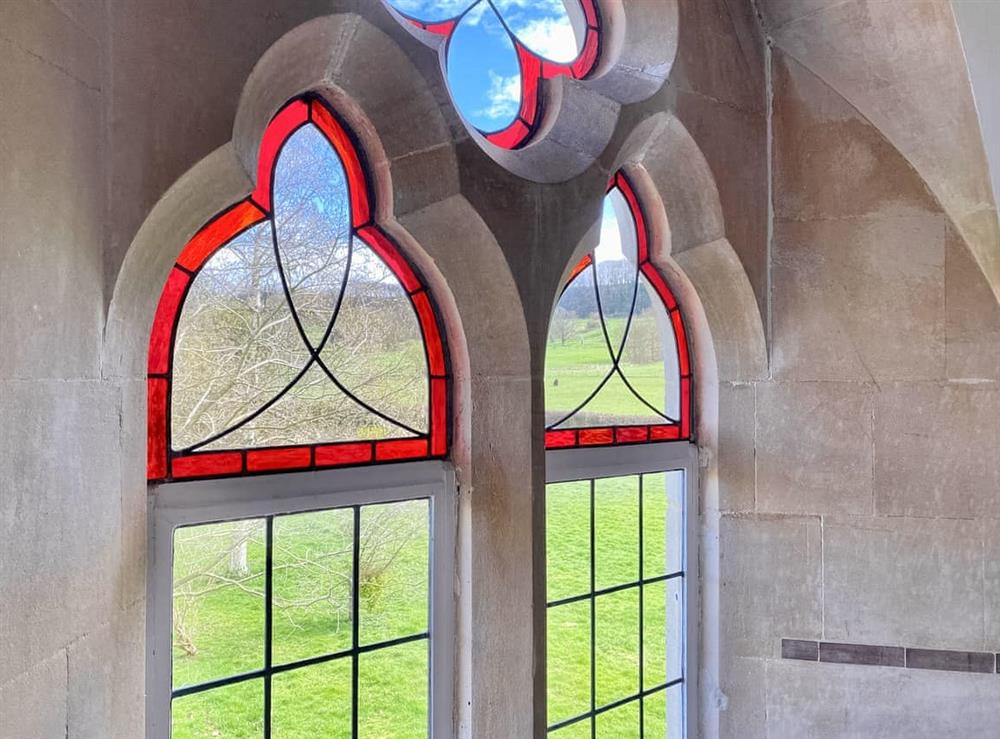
[172, 504, 425, 658]
[171, 126, 429, 454]
[549, 306, 576, 345]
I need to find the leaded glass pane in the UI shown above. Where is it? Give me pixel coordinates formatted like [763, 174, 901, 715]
[172, 519, 266, 689]
[544, 175, 689, 445]
[169, 500, 431, 738]
[172, 680, 264, 739]
[446, 3, 521, 132]
[545, 471, 686, 736]
[168, 112, 432, 457]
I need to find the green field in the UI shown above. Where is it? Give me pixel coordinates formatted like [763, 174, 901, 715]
[172, 502, 430, 738]
[171, 474, 682, 738]
[545, 315, 670, 427]
[169, 314, 680, 738]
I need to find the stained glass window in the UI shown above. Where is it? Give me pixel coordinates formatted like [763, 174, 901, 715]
[544, 171, 692, 449]
[148, 96, 450, 482]
[384, 0, 601, 149]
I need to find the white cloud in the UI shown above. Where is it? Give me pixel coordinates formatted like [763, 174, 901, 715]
[509, 16, 579, 62]
[494, 0, 567, 14]
[389, 0, 474, 18]
[476, 71, 521, 123]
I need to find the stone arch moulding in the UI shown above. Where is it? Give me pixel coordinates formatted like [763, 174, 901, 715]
[382, 0, 679, 183]
[104, 5, 538, 506]
[145, 94, 453, 482]
[104, 12, 536, 736]
[105, 11, 534, 426]
[98, 8, 540, 511]
[590, 109, 767, 738]
[608, 112, 769, 386]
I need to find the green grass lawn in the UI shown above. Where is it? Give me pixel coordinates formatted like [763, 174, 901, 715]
[172, 501, 429, 738]
[545, 317, 670, 426]
[170, 475, 683, 738]
[546, 474, 681, 738]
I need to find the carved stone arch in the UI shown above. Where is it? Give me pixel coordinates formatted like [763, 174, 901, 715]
[383, 0, 679, 183]
[105, 13, 537, 736]
[595, 109, 768, 737]
[611, 111, 767, 384]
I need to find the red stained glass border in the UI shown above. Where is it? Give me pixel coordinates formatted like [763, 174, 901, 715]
[545, 169, 694, 450]
[545, 424, 684, 451]
[485, 8, 602, 150]
[246, 446, 312, 473]
[147, 95, 452, 483]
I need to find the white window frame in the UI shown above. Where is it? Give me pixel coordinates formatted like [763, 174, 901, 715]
[545, 440, 699, 737]
[146, 459, 457, 739]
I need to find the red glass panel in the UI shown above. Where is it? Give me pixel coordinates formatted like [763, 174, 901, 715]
[641, 263, 678, 311]
[671, 309, 690, 376]
[579, 427, 614, 446]
[430, 378, 447, 457]
[486, 118, 531, 149]
[680, 377, 692, 438]
[315, 442, 373, 467]
[246, 446, 312, 473]
[356, 226, 421, 293]
[571, 29, 600, 79]
[567, 254, 592, 284]
[148, 268, 190, 375]
[310, 100, 371, 227]
[545, 429, 578, 449]
[541, 60, 572, 80]
[172, 451, 243, 479]
[375, 438, 429, 461]
[176, 200, 267, 273]
[615, 426, 649, 444]
[581, 0, 599, 27]
[617, 174, 649, 262]
[147, 378, 168, 480]
[517, 46, 541, 123]
[649, 425, 681, 441]
[252, 99, 309, 212]
[424, 19, 457, 35]
[412, 291, 446, 378]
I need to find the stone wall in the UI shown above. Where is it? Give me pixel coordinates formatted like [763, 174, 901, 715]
[715, 12, 1000, 735]
[0, 2, 140, 736]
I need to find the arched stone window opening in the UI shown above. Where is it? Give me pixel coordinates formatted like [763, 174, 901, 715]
[147, 95, 451, 483]
[383, 0, 680, 183]
[545, 170, 693, 449]
[145, 93, 456, 739]
[543, 169, 697, 737]
[384, 0, 601, 150]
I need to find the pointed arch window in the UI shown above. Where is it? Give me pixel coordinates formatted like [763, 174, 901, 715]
[147, 96, 451, 483]
[544, 171, 696, 737]
[384, 0, 601, 149]
[545, 171, 692, 450]
[146, 96, 456, 739]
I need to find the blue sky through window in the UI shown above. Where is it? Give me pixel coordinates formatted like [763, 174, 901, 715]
[387, 0, 581, 131]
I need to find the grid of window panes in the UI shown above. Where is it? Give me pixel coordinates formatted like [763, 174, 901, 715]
[547, 472, 685, 737]
[170, 499, 430, 738]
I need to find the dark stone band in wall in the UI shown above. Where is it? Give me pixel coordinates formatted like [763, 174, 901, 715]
[781, 639, 999, 675]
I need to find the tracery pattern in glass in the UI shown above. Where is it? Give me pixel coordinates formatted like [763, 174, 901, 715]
[148, 96, 450, 482]
[544, 171, 691, 450]
[384, 0, 601, 149]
